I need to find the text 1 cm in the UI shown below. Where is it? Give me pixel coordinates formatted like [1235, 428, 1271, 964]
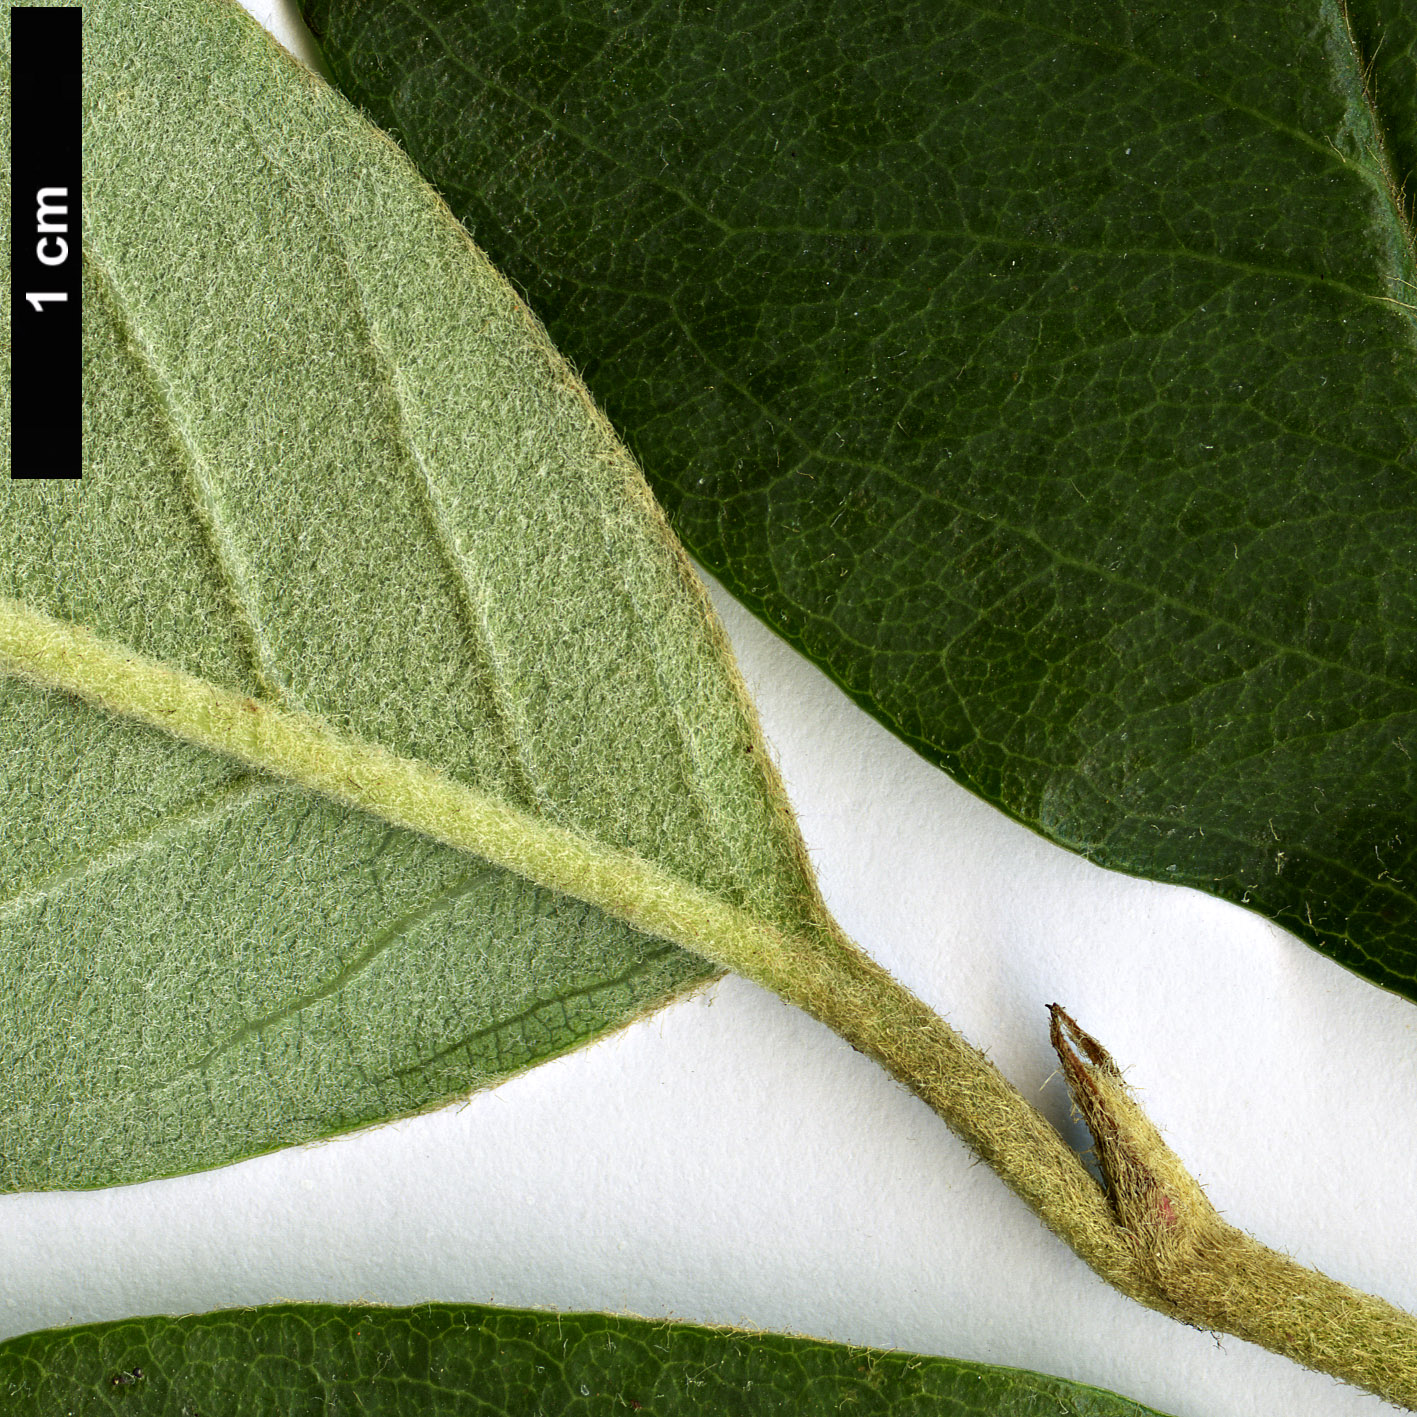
[27, 187, 72, 313]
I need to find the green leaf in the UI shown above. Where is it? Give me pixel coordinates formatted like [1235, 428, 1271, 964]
[0, 1303, 1175, 1416]
[298, 0, 1417, 1002]
[0, 0, 831, 1189]
[1347, 0, 1417, 196]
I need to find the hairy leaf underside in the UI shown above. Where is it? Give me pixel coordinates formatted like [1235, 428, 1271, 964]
[0, 0, 827, 1189]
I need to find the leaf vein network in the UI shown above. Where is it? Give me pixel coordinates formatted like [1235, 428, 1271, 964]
[215, 98, 553, 816]
[79, 241, 289, 703]
[0, 772, 266, 918]
[397, 0, 1397, 319]
[171, 863, 500, 1081]
[665, 297, 1416, 698]
[386, 943, 690, 1081]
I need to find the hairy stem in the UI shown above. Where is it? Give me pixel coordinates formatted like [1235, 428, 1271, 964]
[3, 598, 1413, 1406]
[1052, 1007, 1417, 1408]
[724, 915, 1166, 1308]
[741, 926, 1417, 1407]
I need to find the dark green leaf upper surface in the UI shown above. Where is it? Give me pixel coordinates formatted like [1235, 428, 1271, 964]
[1347, 0, 1417, 201]
[0, 1303, 1175, 1416]
[301, 0, 1417, 1002]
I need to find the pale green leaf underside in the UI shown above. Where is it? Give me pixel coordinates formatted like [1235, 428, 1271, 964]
[0, 0, 825, 1190]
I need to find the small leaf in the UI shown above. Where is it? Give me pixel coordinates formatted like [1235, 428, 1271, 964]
[0, 0, 828, 1189]
[0, 1303, 1176, 1416]
[299, 0, 1417, 1002]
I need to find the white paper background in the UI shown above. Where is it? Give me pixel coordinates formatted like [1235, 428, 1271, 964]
[5, 6, 1414, 1414]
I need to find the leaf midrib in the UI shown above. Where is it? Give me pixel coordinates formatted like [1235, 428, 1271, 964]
[84, 208, 551, 821]
[216, 94, 565, 819]
[0, 600, 802, 991]
[1325, 0, 1417, 303]
[0, 681, 709, 1102]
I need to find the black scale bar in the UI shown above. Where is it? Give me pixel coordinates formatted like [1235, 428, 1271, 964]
[10, 6, 82, 480]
